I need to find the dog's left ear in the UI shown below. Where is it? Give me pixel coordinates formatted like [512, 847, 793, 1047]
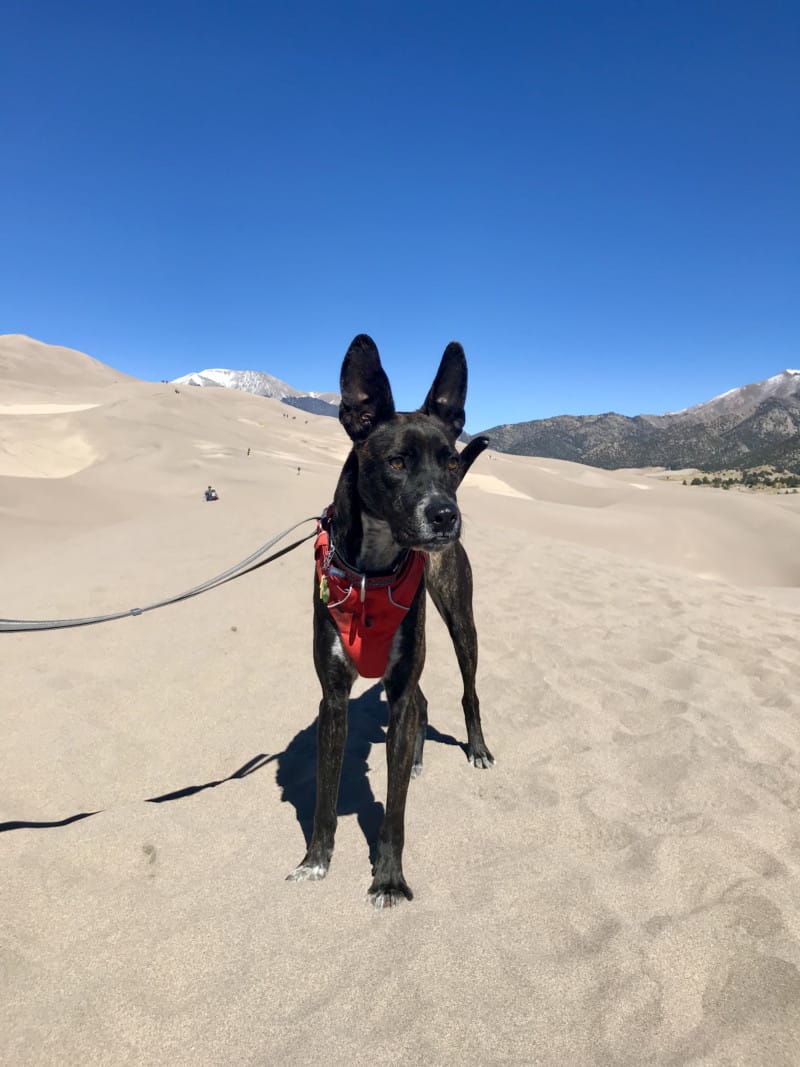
[457, 435, 489, 486]
[421, 342, 468, 440]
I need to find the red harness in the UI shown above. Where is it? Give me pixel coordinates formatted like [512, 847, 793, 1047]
[314, 508, 427, 678]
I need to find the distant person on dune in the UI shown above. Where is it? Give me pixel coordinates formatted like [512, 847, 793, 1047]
[204, 486, 219, 502]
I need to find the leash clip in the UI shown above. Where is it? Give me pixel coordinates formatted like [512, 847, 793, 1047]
[360, 573, 366, 603]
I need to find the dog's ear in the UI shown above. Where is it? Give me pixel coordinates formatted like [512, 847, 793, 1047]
[339, 334, 396, 442]
[421, 341, 468, 440]
[457, 435, 489, 486]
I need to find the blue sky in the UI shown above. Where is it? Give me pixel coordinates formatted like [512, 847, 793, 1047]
[2, 1, 798, 431]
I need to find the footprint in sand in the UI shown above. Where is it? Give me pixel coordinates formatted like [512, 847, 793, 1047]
[142, 843, 157, 877]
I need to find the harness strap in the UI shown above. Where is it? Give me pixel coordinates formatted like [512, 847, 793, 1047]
[314, 507, 427, 678]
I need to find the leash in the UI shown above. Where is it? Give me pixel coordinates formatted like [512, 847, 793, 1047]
[0, 516, 319, 634]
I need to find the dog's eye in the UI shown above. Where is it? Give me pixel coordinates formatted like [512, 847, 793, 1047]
[446, 456, 459, 472]
[389, 456, 406, 471]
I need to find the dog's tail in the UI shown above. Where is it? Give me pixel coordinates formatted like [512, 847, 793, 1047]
[457, 435, 489, 486]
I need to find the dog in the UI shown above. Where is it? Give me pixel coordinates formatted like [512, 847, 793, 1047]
[287, 334, 493, 907]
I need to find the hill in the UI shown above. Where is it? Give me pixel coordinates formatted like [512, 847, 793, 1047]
[479, 370, 800, 472]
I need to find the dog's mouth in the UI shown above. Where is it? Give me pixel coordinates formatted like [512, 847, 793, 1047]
[413, 530, 461, 551]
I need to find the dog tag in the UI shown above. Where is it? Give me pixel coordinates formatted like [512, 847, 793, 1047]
[319, 575, 330, 604]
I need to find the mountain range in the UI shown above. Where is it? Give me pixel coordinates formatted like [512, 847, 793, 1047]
[475, 370, 800, 473]
[5, 336, 797, 473]
[172, 367, 340, 418]
[175, 362, 800, 473]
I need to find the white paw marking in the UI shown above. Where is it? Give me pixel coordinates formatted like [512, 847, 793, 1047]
[367, 890, 405, 910]
[286, 864, 327, 882]
[468, 752, 496, 769]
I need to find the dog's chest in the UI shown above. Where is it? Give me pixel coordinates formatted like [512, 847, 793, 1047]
[356, 514, 402, 573]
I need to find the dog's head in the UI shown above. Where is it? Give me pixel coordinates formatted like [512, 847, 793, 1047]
[338, 334, 488, 551]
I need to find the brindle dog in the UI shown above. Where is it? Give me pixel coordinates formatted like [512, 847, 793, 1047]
[287, 334, 493, 907]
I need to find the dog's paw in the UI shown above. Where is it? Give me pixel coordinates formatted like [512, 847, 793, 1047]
[410, 760, 424, 780]
[286, 862, 328, 882]
[367, 878, 414, 910]
[467, 744, 495, 769]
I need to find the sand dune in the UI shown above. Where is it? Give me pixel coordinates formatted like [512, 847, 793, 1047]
[2, 335, 800, 1065]
[0, 333, 137, 396]
[0, 402, 102, 414]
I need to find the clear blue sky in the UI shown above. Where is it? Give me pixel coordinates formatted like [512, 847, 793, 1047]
[2, 0, 798, 430]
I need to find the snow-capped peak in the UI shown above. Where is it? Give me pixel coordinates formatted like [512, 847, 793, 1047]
[171, 367, 339, 404]
[666, 369, 800, 417]
[172, 367, 301, 399]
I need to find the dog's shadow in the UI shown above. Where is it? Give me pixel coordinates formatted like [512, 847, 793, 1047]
[0, 684, 462, 849]
[276, 683, 461, 865]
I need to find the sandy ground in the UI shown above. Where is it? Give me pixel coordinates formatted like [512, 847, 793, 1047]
[2, 335, 800, 1066]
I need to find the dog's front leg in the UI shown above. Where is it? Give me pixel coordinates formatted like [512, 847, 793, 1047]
[287, 693, 349, 881]
[368, 603, 425, 908]
[287, 607, 355, 883]
[427, 543, 494, 769]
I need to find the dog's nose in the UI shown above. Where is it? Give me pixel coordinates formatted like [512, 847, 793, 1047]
[425, 500, 459, 534]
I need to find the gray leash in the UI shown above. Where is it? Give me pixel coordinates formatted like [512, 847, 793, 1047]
[0, 516, 318, 634]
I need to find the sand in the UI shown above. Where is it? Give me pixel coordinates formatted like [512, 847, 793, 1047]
[2, 335, 800, 1065]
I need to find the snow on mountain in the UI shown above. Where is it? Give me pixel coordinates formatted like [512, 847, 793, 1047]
[171, 367, 340, 414]
[666, 369, 800, 419]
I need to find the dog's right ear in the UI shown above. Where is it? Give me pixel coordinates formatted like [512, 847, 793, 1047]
[339, 334, 396, 442]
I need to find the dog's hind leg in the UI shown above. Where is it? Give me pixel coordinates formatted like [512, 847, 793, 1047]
[426, 544, 494, 769]
[411, 686, 428, 779]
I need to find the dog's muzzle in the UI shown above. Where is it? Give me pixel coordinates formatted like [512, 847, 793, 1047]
[416, 496, 461, 548]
